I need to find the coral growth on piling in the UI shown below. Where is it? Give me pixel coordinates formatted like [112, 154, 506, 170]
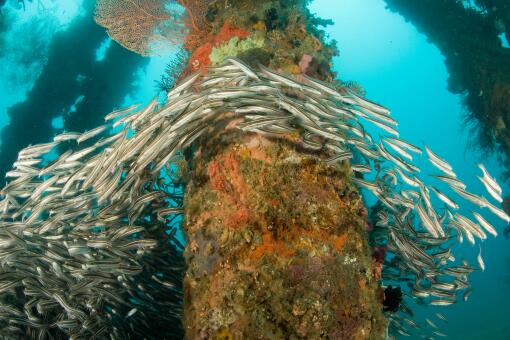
[187, 21, 252, 73]
[183, 128, 387, 339]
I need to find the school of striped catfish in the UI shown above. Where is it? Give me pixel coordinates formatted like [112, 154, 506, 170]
[0, 57, 505, 339]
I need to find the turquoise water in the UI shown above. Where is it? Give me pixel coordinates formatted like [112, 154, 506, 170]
[311, 0, 510, 338]
[0, 0, 509, 339]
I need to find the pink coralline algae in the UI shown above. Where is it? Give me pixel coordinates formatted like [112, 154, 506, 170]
[298, 53, 331, 79]
[299, 54, 314, 73]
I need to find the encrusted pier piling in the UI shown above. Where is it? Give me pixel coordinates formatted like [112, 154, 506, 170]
[173, 0, 387, 337]
[182, 128, 386, 338]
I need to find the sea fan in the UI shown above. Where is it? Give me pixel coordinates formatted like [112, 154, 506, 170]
[94, 0, 188, 56]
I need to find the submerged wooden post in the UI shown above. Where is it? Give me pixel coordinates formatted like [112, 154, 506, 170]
[179, 1, 387, 338]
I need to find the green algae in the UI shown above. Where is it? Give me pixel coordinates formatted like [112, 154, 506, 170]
[209, 36, 265, 65]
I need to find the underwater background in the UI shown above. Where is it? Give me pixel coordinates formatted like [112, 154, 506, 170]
[0, 0, 509, 338]
[309, 1, 510, 339]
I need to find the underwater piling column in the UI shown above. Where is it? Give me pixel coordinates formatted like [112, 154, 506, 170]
[177, 1, 387, 338]
[182, 129, 387, 339]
